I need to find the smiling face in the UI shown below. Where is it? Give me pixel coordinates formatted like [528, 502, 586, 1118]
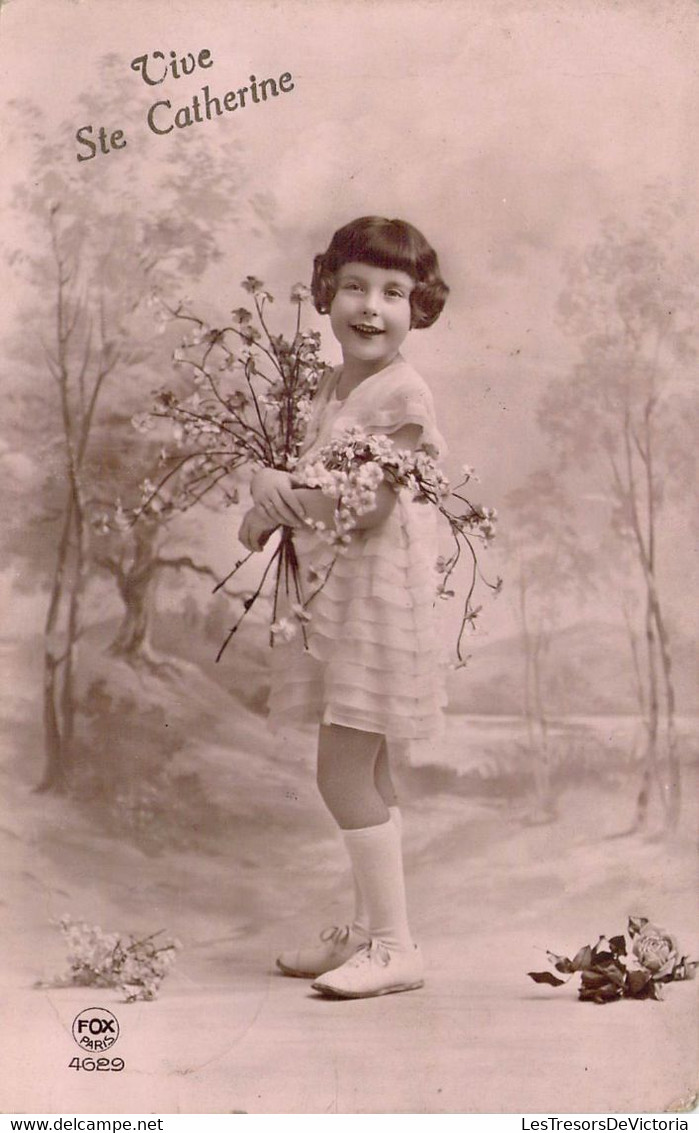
[329, 262, 415, 381]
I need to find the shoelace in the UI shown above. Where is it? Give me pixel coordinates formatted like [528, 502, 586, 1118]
[319, 924, 352, 947]
[346, 938, 392, 969]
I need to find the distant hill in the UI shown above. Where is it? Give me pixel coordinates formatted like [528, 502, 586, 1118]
[447, 619, 698, 717]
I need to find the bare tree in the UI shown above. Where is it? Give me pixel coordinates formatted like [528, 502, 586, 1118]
[96, 519, 229, 666]
[3, 62, 266, 791]
[39, 205, 122, 789]
[540, 198, 696, 830]
[507, 471, 595, 820]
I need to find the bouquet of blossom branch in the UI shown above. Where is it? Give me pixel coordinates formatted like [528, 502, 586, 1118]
[528, 916, 697, 1004]
[132, 277, 331, 653]
[135, 277, 500, 661]
[134, 277, 329, 515]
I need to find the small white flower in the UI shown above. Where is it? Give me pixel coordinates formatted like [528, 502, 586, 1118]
[190, 324, 212, 345]
[460, 464, 480, 483]
[290, 282, 311, 304]
[270, 618, 297, 642]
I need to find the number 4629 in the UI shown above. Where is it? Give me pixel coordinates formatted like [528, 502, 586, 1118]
[69, 1057, 125, 1072]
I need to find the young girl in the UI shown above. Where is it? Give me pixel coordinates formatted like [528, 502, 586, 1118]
[238, 216, 449, 999]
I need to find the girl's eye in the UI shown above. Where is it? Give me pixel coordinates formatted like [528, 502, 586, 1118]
[386, 289, 405, 299]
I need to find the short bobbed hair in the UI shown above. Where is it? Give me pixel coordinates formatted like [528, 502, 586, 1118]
[311, 216, 449, 329]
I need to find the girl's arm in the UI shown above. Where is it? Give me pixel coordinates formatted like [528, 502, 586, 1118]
[289, 485, 394, 531]
[251, 468, 306, 527]
[238, 506, 277, 552]
[291, 423, 422, 533]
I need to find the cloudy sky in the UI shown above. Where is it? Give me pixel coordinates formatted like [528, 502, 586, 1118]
[0, 0, 695, 637]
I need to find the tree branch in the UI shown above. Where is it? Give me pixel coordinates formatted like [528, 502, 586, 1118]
[156, 555, 222, 583]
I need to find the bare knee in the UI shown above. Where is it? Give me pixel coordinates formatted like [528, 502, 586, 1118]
[374, 739, 398, 807]
[316, 739, 357, 813]
[316, 724, 388, 829]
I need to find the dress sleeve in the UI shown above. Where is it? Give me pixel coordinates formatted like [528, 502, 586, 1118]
[336, 363, 447, 457]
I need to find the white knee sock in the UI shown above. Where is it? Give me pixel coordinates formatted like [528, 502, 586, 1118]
[351, 806, 402, 933]
[344, 814, 413, 950]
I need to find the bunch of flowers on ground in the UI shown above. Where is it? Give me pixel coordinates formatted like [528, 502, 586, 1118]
[136, 278, 499, 661]
[528, 916, 696, 1003]
[35, 915, 182, 1003]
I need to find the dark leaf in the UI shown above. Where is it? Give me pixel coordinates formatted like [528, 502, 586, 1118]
[628, 916, 649, 939]
[672, 957, 698, 982]
[571, 945, 593, 972]
[528, 971, 568, 987]
[546, 951, 576, 974]
[594, 962, 627, 987]
[579, 985, 623, 1004]
[609, 935, 627, 957]
[625, 969, 652, 997]
[580, 970, 609, 989]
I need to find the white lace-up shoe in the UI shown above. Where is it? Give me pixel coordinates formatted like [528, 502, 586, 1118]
[276, 924, 366, 979]
[311, 938, 424, 998]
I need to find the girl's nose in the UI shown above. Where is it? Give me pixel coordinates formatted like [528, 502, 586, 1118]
[362, 292, 379, 314]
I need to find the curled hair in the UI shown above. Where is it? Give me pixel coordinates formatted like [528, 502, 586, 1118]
[311, 216, 449, 329]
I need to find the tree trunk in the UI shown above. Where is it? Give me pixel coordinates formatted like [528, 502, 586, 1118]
[39, 652, 67, 793]
[109, 525, 160, 662]
[519, 572, 535, 753]
[634, 596, 663, 830]
[531, 630, 554, 818]
[37, 494, 74, 792]
[59, 521, 86, 769]
[519, 569, 554, 820]
[648, 586, 681, 828]
[110, 581, 156, 658]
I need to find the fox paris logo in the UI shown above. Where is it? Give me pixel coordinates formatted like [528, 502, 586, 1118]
[71, 1008, 120, 1051]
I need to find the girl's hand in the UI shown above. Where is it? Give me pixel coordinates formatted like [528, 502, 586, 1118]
[238, 507, 276, 552]
[251, 468, 306, 527]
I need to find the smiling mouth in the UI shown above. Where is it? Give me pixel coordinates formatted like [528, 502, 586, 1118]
[352, 324, 384, 337]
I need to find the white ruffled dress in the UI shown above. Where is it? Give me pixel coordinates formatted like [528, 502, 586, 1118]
[267, 353, 447, 742]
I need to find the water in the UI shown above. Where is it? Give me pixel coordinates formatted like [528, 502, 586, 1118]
[409, 713, 699, 774]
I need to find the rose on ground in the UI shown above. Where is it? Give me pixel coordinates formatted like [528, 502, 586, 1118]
[632, 922, 679, 979]
[528, 915, 695, 1004]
